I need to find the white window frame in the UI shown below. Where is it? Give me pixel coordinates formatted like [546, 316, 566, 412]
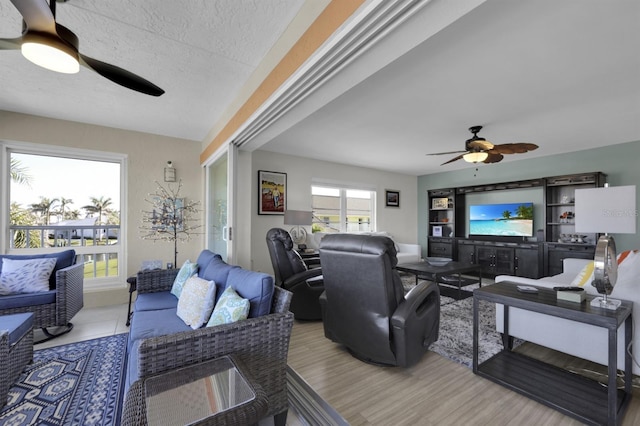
[2, 140, 127, 290]
[311, 180, 377, 233]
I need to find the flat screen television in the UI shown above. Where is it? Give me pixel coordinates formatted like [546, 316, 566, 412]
[469, 202, 534, 237]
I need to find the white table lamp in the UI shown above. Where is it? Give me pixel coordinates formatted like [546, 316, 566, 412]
[575, 184, 636, 309]
[284, 210, 312, 247]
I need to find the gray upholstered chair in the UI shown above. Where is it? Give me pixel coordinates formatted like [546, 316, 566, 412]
[266, 228, 324, 320]
[319, 234, 440, 367]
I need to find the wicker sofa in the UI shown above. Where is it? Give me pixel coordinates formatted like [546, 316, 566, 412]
[0, 250, 83, 341]
[121, 250, 294, 426]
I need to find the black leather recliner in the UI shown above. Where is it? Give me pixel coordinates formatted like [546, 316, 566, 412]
[266, 228, 324, 320]
[319, 233, 440, 367]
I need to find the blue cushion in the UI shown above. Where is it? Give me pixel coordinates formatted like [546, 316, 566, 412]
[126, 339, 142, 391]
[0, 312, 34, 345]
[128, 308, 191, 343]
[199, 255, 239, 293]
[0, 250, 75, 289]
[134, 292, 178, 312]
[196, 250, 221, 270]
[226, 268, 274, 318]
[0, 291, 56, 310]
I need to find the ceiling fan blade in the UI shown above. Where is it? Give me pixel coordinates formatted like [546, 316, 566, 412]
[427, 150, 466, 156]
[491, 143, 539, 154]
[80, 54, 165, 97]
[10, 0, 56, 33]
[441, 153, 465, 165]
[0, 37, 22, 50]
[483, 153, 504, 163]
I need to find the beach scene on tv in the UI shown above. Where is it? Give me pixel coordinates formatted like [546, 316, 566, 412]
[469, 202, 534, 237]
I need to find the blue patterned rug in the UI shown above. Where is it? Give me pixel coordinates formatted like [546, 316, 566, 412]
[0, 333, 128, 426]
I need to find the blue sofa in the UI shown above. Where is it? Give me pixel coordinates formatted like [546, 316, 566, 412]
[122, 250, 294, 426]
[0, 250, 83, 341]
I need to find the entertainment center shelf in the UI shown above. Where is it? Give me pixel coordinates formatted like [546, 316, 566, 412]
[427, 172, 606, 278]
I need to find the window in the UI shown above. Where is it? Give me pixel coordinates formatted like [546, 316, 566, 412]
[6, 144, 126, 288]
[311, 185, 375, 233]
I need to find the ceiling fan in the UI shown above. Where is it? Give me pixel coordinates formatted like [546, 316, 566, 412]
[428, 126, 538, 165]
[0, 0, 164, 96]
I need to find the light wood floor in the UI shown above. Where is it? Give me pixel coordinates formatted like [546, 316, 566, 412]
[36, 303, 640, 425]
[287, 320, 640, 426]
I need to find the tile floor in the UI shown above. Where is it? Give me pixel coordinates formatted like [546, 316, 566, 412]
[34, 303, 130, 349]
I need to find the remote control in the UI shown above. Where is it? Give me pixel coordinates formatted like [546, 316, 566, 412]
[516, 285, 539, 293]
[553, 286, 584, 292]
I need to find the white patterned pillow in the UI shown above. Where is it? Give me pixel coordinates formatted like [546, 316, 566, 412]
[176, 276, 216, 329]
[171, 260, 198, 298]
[0, 258, 57, 295]
[207, 286, 250, 327]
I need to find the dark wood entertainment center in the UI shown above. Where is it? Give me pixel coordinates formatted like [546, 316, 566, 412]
[427, 172, 606, 278]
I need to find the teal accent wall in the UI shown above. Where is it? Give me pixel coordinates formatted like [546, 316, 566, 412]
[418, 140, 640, 253]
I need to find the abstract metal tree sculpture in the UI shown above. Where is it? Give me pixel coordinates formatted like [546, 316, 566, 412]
[140, 181, 201, 266]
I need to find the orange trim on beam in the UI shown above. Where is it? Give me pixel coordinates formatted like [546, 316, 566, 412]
[200, 0, 366, 163]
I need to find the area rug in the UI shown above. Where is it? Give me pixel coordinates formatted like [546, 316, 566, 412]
[429, 297, 507, 368]
[400, 273, 508, 368]
[0, 333, 128, 426]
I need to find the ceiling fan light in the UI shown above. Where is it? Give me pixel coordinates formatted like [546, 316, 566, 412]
[463, 151, 488, 163]
[21, 32, 79, 74]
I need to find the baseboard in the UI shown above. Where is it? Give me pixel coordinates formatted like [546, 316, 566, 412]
[83, 287, 129, 308]
[286, 366, 348, 426]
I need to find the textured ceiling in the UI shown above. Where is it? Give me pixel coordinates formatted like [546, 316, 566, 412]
[1, 1, 639, 177]
[0, 0, 307, 141]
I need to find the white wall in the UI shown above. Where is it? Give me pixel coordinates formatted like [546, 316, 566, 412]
[0, 111, 204, 303]
[246, 150, 418, 274]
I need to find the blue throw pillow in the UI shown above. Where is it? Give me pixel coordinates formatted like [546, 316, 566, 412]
[171, 260, 198, 298]
[207, 286, 250, 327]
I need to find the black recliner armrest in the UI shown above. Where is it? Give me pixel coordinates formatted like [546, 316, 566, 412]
[390, 280, 440, 367]
[281, 268, 323, 290]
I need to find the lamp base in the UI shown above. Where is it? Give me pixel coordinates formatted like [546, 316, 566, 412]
[590, 296, 622, 310]
[289, 226, 308, 245]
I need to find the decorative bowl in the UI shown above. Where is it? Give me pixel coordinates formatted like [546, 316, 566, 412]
[425, 257, 452, 266]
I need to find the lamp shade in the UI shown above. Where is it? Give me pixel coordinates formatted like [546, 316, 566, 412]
[574, 185, 636, 234]
[284, 210, 312, 226]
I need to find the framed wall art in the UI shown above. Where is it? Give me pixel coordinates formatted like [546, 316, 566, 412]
[385, 190, 400, 207]
[258, 170, 287, 215]
[432, 197, 449, 209]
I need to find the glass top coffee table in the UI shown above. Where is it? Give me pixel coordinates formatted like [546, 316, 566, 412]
[144, 355, 267, 425]
[396, 261, 482, 299]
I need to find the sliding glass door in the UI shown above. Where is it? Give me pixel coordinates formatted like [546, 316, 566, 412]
[206, 148, 234, 262]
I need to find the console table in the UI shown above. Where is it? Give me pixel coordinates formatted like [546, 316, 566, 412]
[473, 282, 632, 426]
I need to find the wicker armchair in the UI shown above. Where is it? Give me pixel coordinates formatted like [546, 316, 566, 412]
[122, 269, 294, 426]
[0, 313, 34, 409]
[0, 260, 84, 343]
